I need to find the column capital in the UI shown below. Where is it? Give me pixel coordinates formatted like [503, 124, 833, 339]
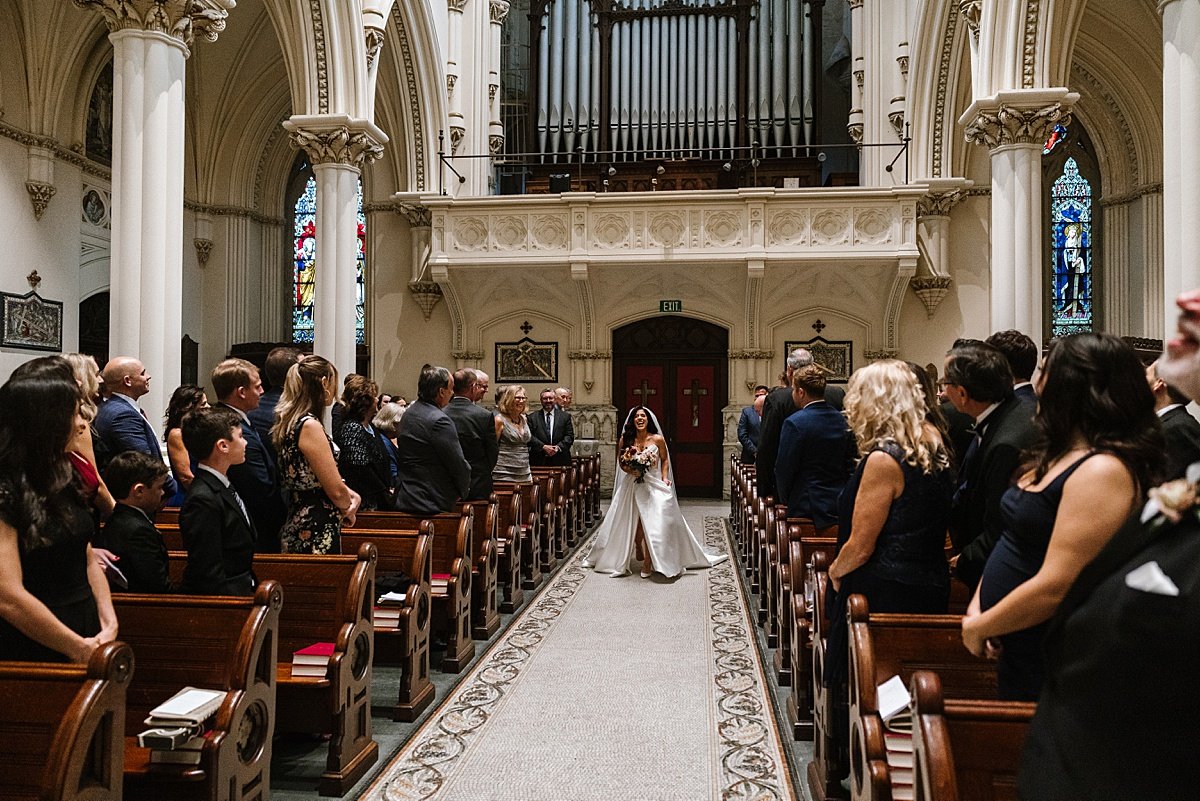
[960, 89, 1080, 150]
[284, 115, 387, 167]
[73, 0, 235, 46]
[490, 0, 511, 24]
[915, 177, 973, 218]
[959, 0, 982, 43]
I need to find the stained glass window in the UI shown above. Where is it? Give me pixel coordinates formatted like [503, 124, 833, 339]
[292, 177, 366, 344]
[1043, 123, 1068, 155]
[1049, 157, 1093, 337]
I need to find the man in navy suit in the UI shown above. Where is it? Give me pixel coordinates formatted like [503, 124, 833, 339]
[95, 356, 178, 499]
[986, 329, 1039, 411]
[394, 366, 471, 515]
[528, 387, 574, 467]
[247, 346, 302, 465]
[212, 358, 287, 553]
[737, 385, 769, 464]
[775, 367, 855, 528]
[180, 407, 257, 595]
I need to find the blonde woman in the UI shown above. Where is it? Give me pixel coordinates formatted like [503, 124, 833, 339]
[62, 352, 116, 517]
[272, 356, 361, 554]
[823, 360, 955, 691]
[492, 385, 532, 483]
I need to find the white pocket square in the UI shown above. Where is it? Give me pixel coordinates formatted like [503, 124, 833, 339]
[1124, 560, 1180, 597]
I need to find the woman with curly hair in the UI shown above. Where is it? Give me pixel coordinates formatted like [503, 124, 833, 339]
[964, 333, 1163, 700]
[336, 375, 393, 510]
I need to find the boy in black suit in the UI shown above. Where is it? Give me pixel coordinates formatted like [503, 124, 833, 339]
[99, 451, 176, 593]
[180, 407, 257, 595]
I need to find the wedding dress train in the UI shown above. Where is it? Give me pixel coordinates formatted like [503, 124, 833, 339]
[583, 443, 728, 577]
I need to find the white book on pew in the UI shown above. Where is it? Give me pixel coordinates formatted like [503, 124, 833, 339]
[877, 675, 911, 723]
[145, 687, 225, 727]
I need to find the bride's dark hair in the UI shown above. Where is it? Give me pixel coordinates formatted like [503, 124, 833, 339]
[620, 405, 660, 447]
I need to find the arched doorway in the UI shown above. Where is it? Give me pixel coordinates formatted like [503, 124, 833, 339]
[612, 317, 728, 498]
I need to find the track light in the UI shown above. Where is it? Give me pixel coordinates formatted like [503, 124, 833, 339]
[607, 166, 617, 176]
[656, 165, 666, 175]
[722, 162, 733, 172]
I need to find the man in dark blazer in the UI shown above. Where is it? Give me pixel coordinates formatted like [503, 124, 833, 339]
[756, 348, 845, 500]
[1148, 358, 1200, 480]
[774, 367, 855, 528]
[213, 358, 287, 553]
[95, 356, 178, 498]
[986, 329, 1039, 412]
[98, 451, 177, 594]
[528, 387, 574, 467]
[737, 385, 768, 464]
[944, 342, 1037, 590]
[394, 366, 472, 515]
[248, 346, 302, 464]
[444, 368, 499, 500]
[179, 407, 257, 596]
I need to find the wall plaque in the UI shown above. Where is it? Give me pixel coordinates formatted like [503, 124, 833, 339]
[785, 336, 852, 383]
[2, 290, 63, 352]
[495, 337, 559, 383]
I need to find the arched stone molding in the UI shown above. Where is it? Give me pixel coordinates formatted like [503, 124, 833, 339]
[969, 0, 1084, 98]
[906, 0, 969, 179]
[0, 3, 33, 132]
[376, 1, 445, 193]
[65, 33, 116, 150]
[430, 262, 467, 353]
[573, 277, 596, 353]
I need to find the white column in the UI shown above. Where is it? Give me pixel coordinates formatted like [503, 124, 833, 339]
[962, 89, 1078, 342]
[1102, 201, 1131, 335]
[1161, 0, 1200, 328]
[1143, 190, 1165, 338]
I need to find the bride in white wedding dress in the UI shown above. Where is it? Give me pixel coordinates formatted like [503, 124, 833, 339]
[583, 406, 728, 578]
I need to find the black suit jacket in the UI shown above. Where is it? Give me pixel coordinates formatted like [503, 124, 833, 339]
[940, 399, 977, 468]
[774, 402, 855, 528]
[756, 384, 844, 500]
[180, 469, 257, 595]
[394, 400, 472, 515]
[737, 406, 762, 463]
[950, 396, 1038, 589]
[99, 503, 176, 594]
[247, 390, 281, 465]
[94, 395, 179, 499]
[444, 396, 500, 500]
[1160, 405, 1200, 480]
[219, 403, 286, 553]
[528, 406, 575, 466]
[1019, 510, 1200, 798]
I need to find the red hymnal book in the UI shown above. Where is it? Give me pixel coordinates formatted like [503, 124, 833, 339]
[292, 642, 335, 666]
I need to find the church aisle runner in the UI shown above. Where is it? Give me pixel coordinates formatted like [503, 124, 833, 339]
[363, 508, 795, 800]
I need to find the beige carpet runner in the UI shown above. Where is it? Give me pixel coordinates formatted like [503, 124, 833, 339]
[362, 511, 796, 800]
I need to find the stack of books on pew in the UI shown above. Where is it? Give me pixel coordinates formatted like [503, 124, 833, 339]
[878, 675, 914, 801]
[375, 591, 407, 629]
[291, 642, 334, 678]
[431, 573, 451, 592]
[138, 686, 224, 765]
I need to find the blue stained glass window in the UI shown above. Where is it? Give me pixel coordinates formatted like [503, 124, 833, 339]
[292, 177, 366, 345]
[1043, 123, 1068, 155]
[1049, 157, 1093, 337]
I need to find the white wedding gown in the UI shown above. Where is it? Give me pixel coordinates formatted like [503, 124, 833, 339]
[583, 444, 728, 577]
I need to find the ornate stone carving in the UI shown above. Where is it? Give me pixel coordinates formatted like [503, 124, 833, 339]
[447, 0, 467, 11]
[451, 350, 484, 361]
[409, 281, 444, 320]
[73, 0, 235, 45]
[847, 110, 864, 145]
[489, 84, 498, 104]
[863, 349, 898, 361]
[959, 0, 981, 44]
[593, 214, 630, 248]
[847, 0, 863, 8]
[888, 107, 905, 138]
[917, 190, 966, 218]
[853, 208, 894, 245]
[311, 0, 329, 112]
[932, 0, 960, 177]
[365, 27, 385, 71]
[489, 134, 504, 155]
[449, 125, 465, 154]
[1022, 0, 1041, 88]
[728, 349, 774, 360]
[531, 215, 568, 250]
[391, 5, 426, 189]
[24, 181, 55, 220]
[647, 212, 685, 248]
[963, 103, 1072, 150]
[767, 209, 809, 246]
[703, 211, 743, 247]
[811, 210, 850, 245]
[493, 216, 528, 250]
[447, 74, 456, 95]
[897, 55, 909, 79]
[289, 125, 385, 167]
[452, 217, 489, 251]
[397, 202, 432, 227]
[489, 0, 510, 23]
[566, 350, 612, 360]
[910, 275, 953, 318]
[193, 237, 213, 267]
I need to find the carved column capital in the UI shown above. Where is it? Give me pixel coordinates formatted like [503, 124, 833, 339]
[365, 27, 385, 71]
[490, 0, 510, 23]
[193, 237, 213, 267]
[963, 100, 1075, 150]
[284, 119, 386, 167]
[396, 202, 432, 227]
[24, 181, 56, 220]
[73, 0, 235, 46]
[917, 189, 966, 218]
[959, 0, 982, 44]
[447, 0, 467, 12]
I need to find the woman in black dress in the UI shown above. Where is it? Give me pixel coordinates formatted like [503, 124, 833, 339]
[0, 356, 119, 662]
[336, 375, 393, 510]
[963, 333, 1162, 700]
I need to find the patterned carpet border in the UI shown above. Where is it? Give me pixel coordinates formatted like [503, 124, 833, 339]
[704, 517, 795, 801]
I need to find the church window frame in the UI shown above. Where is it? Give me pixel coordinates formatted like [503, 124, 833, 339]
[1043, 122, 1101, 339]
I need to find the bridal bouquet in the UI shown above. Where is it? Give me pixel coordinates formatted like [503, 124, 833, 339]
[620, 446, 657, 484]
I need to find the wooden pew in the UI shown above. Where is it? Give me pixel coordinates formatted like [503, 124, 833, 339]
[492, 489, 526, 612]
[846, 595, 997, 801]
[493, 481, 544, 588]
[536, 464, 578, 549]
[530, 468, 567, 562]
[339, 525, 435, 720]
[758, 500, 778, 634]
[113, 582, 281, 801]
[164, 546, 379, 795]
[807, 551, 848, 801]
[910, 671, 1035, 801]
[786, 524, 840, 740]
[588, 452, 602, 520]
[573, 455, 595, 528]
[775, 517, 840, 687]
[0, 641, 132, 801]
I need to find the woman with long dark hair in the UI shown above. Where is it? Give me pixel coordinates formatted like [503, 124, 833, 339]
[0, 357, 118, 662]
[963, 333, 1163, 700]
[163, 383, 209, 506]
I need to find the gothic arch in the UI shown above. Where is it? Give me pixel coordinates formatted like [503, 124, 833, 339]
[907, 0, 970, 179]
[605, 308, 737, 350]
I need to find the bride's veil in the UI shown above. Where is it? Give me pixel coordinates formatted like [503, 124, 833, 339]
[616, 406, 675, 489]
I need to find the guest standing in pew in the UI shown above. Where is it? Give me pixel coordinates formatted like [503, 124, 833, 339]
[737, 385, 769, 465]
[63, 352, 117, 518]
[492, 385, 533, 483]
[373, 401, 407, 488]
[0, 358, 118, 662]
[394, 365, 471, 515]
[986, 329, 1040, 412]
[1147, 357, 1200, 480]
[180, 407, 257, 595]
[944, 341, 1038, 590]
[1018, 291, 1200, 799]
[162, 384, 209, 507]
[963, 333, 1162, 701]
[528, 386, 574, 467]
[445, 368, 500, 499]
[824, 360, 955, 692]
[95, 355, 179, 501]
[98, 451, 176, 593]
[273, 356, 361, 555]
[337, 375, 394, 511]
[775, 367, 855, 528]
[248, 345, 303, 467]
[213, 358, 288, 553]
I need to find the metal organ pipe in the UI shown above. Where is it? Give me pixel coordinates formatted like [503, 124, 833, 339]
[787, 0, 802, 154]
[578, 0, 591, 152]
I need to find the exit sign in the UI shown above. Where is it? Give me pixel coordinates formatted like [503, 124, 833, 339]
[660, 300, 683, 313]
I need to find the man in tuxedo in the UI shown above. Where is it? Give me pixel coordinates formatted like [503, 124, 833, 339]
[1147, 358, 1200, 479]
[775, 367, 855, 528]
[737, 385, 769, 464]
[248, 345, 302, 464]
[944, 341, 1037, 590]
[444, 368, 499, 500]
[986, 329, 1039, 411]
[529, 387, 574, 467]
[1018, 289, 1200, 798]
[99, 451, 176, 593]
[95, 356, 178, 499]
[179, 407, 257, 595]
[755, 348, 846, 499]
[394, 365, 471, 515]
[212, 358, 287, 553]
